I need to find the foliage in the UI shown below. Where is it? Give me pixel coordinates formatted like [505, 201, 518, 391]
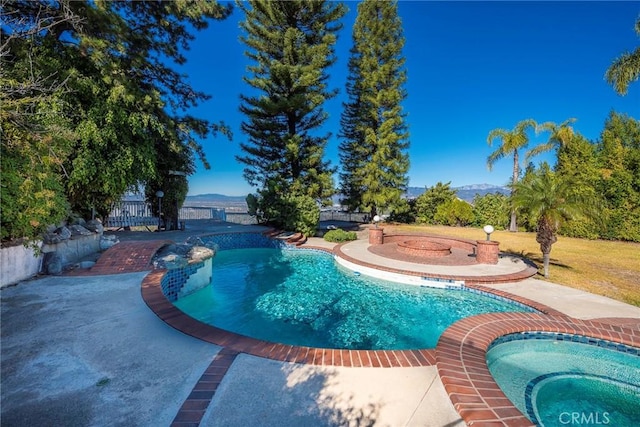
[247, 188, 320, 237]
[486, 118, 537, 231]
[605, 16, 640, 95]
[434, 199, 474, 227]
[596, 111, 640, 241]
[246, 193, 259, 218]
[1, 124, 71, 243]
[1, 19, 75, 242]
[338, 0, 409, 217]
[323, 229, 358, 243]
[414, 182, 456, 224]
[527, 118, 577, 166]
[387, 198, 416, 224]
[1, 0, 231, 241]
[236, 0, 345, 208]
[472, 193, 510, 230]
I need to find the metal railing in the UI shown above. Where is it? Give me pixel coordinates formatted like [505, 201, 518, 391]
[105, 200, 226, 228]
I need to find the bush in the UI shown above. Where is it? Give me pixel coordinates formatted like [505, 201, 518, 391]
[324, 229, 357, 243]
[434, 199, 474, 226]
[472, 193, 510, 230]
[246, 190, 320, 237]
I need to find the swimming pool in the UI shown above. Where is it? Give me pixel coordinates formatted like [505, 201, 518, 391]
[173, 246, 533, 350]
[486, 333, 640, 426]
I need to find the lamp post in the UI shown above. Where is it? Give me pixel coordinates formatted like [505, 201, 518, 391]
[483, 225, 494, 241]
[156, 190, 164, 231]
[373, 215, 381, 228]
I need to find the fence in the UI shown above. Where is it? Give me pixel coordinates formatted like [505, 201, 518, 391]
[105, 200, 226, 228]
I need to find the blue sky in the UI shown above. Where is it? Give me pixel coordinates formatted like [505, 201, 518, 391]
[182, 1, 639, 196]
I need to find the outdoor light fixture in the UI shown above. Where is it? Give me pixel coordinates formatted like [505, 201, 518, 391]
[373, 214, 381, 228]
[483, 224, 495, 241]
[156, 190, 164, 230]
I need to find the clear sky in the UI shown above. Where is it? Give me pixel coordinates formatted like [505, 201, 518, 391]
[182, 1, 639, 197]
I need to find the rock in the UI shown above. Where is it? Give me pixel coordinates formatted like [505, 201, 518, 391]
[155, 254, 189, 270]
[42, 226, 72, 244]
[188, 246, 215, 262]
[185, 236, 204, 246]
[100, 235, 119, 251]
[44, 252, 63, 275]
[69, 217, 87, 227]
[68, 225, 93, 239]
[85, 219, 104, 234]
[152, 242, 215, 270]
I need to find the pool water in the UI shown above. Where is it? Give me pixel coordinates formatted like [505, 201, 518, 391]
[174, 247, 530, 350]
[486, 336, 640, 426]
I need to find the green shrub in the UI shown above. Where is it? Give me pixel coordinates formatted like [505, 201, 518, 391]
[434, 199, 474, 226]
[324, 229, 357, 243]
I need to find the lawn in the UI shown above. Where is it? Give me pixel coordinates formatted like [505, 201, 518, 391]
[386, 224, 640, 307]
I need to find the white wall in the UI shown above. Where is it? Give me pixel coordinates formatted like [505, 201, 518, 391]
[1, 243, 42, 288]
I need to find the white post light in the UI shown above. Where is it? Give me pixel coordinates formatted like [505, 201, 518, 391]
[373, 214, 381, 228]
[483, 224, 494, 241]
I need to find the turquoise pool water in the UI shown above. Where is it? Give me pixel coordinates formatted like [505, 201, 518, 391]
[487, 334, 640, 426]
[174, 247, 531, 350]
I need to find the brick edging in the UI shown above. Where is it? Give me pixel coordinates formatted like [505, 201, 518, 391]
[141, 269, 436, 367]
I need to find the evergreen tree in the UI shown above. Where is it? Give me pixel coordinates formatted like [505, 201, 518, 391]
[339, 0, 409, 218]
[414, 182, 456, 224]
[236, 0, 346, 209]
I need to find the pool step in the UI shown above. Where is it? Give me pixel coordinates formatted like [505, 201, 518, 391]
[286, 232, 307, 246]
[266, 230, 308, 246]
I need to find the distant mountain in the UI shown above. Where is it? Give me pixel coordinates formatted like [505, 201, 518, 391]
[184, 184, 509, 208]
[454, 184, 509, 202]
[406, 184, 509, 202]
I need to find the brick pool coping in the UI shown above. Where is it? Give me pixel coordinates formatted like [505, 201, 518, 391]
[436, 313, 640, 426]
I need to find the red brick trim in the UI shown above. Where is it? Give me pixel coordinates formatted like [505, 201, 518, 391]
[141, 269, 436, 367]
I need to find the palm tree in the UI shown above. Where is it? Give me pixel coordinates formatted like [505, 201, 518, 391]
[487, 118, 537, 232]
[605, 16, 640, 95]
[511, 167, 595, 278]
[527, 118, 577, 160]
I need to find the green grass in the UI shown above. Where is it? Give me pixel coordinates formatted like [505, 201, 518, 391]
[387, 224, 640, 307]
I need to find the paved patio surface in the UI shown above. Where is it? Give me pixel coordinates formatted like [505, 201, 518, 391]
[2, 221, 639, 426]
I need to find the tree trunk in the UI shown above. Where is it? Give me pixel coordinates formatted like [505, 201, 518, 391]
[537, 217, 557, 279]
[509, 211, 517, 232]
[370, 205, 377, 222]
[509, 149, 520, 232]
[543, 251, 551, 278]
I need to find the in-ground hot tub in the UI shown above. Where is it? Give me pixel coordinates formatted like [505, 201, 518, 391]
[486, 332, 640, 426]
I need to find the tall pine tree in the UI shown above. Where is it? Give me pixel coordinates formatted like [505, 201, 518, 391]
[339, 0, 409, 218]
[237, 0, 346, 208]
